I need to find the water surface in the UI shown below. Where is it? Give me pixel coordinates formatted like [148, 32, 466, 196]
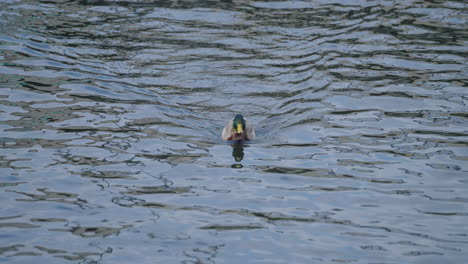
[1, 0, 467, 263]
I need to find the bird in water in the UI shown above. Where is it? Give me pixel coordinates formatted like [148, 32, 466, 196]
[222, 114, 256, 141]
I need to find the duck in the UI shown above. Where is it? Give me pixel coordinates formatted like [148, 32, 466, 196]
[222, 114, 256, 141]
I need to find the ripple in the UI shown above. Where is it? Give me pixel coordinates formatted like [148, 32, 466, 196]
[199, 223, 264, 231]
[1, 0, 467, 263]
[50, 224, 132, 238]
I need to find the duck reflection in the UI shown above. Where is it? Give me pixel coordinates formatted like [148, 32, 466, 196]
[231, 142, 244, 167]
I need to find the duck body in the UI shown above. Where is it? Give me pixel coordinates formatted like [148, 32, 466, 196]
[222, 114, 256, 141]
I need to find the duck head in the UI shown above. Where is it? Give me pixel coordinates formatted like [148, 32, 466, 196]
[232, 114, 246, 135]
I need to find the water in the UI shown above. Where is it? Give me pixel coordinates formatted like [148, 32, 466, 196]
[1, 0, 467, 263]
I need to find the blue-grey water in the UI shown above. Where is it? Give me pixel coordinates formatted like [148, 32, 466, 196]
[1, 0, 467, 263]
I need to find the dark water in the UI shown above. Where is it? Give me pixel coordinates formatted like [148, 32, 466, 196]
[1, 0, 467, 263]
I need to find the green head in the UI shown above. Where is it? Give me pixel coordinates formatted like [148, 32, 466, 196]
[232, 114, 246, 134]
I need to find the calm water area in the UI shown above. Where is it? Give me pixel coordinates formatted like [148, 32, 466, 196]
[1, 0, 467, 263]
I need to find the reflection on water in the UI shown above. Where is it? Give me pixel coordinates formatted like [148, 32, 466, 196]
[1, 0, 468, 263]
[231, 142, 244, 163]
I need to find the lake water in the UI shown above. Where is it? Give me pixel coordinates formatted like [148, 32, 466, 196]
[1, 0, 467, 263]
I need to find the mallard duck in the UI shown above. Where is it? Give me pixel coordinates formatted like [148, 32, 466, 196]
[222, 114, 256, 141]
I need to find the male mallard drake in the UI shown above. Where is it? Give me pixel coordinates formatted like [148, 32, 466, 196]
[222, 114, 256, 141]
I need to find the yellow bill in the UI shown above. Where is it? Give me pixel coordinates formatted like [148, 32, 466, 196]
[236, 123, 243, 133]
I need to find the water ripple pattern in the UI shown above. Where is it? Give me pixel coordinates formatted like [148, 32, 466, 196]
[1, 0, 467, 263]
